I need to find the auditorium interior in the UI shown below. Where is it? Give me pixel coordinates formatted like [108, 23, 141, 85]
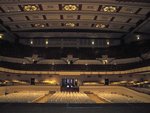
[0, 0, 150, 113]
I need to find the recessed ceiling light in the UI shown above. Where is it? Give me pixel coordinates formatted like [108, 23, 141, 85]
[95, 24, 106, 28]
[103, 6, 117, 13]
[65, 23, 76, 27]
[23, 5, 39, 11]
[63, 4, 78, 11]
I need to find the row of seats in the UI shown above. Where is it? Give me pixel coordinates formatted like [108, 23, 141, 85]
[47, 92, 95, 103]
[95, 91, 144, 103]
[81, 86, 150, 103]
[0, 91, 48, 103]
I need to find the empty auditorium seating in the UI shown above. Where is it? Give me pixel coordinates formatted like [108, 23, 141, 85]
[0, 91, 48, 103]
[91, 86, 150, 103]
[47, 92, 95, 103]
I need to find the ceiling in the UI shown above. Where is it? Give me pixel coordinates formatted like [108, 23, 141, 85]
[0, 0, 150, 48]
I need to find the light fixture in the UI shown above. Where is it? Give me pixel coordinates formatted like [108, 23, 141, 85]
[92, 41, 95, 45]
[30, 40, 33, 45]
[136, 35, 140, 40]
[103, 6, 117, 13]
[63, 4, 78, 11]
[102, 60, 108, 64]
[33, 23, 46, 28]
[0, 34, 3, 39]
[32, 59, 35, 62]
[106, 41, 110, 45]
[67, 59, 70, 64]
[23, 4, 39, 11]
[22, 62, 26, 65]
[45, 40, 49, 45]
[65, 23, 75, 27]
[95, 24, 106, 28]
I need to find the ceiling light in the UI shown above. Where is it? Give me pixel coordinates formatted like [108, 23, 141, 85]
[23, 5, 39, 11]
[65, 23, 75, 27]
[95, 24, 106, 28]
[33, 23, 46, 28]
[136, 35, 140, 40]
[63, 4, 78, 11]
[103, 6, 117, 13]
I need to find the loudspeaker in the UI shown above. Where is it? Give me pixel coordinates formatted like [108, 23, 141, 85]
[105, 79, 109, 85]
[31, 78, 35, 85]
